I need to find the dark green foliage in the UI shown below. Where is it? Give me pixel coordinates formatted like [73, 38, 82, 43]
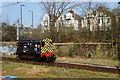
[55, 50, 64, 57]
[68, 47, 76, 57]
[111, 54, 118, 60]
[87, 53, 92, 58]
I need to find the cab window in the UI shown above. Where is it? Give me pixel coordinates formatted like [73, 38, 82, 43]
[41, 42, 45, 47]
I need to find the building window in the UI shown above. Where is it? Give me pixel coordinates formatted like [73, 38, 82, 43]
[60, 17, 62, 20]
[107, 18, 110, 23]
[118, 17, 120, 22]
[98, 19, 100, 23]
[61, 21, 63, 25]
[87, 19, 90, 24]
[72, 14, 74, 18]
[66, 20, 69, 24]
[64, 15, 66, 18]
[44, 21, 48, 27]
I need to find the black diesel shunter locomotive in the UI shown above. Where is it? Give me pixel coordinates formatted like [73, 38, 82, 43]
[16, 38, 56, 62]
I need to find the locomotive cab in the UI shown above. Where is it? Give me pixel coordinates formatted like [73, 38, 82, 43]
[16, 38, 56, 62]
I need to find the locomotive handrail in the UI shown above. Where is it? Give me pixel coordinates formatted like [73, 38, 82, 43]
[53, 43, 111, 46]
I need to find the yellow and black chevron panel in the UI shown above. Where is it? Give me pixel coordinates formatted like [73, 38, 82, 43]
[41, 38, 53, 53]
[43, 38, 52, 42]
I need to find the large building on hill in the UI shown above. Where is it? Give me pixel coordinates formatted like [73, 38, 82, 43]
[55, 9, 83, 31]
[81, 10, 111, 31]
[41, 9, 111, 32]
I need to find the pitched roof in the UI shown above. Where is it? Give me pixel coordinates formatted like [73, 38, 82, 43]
[74, 13, 83, 20]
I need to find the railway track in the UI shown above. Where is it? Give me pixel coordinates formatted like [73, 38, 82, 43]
[1, 57, 120, 74]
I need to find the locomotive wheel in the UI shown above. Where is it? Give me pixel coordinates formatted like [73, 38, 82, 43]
[47, 55, 56, 63]
[50, 56, 56, 62]
[34, 57, 40, 62]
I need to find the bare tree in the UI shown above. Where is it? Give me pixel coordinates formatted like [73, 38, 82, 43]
[78, 1, 104, 16]
[79, 1, 106, 42]
[40, 2, 80, 31]
[40, 2, 81, 41]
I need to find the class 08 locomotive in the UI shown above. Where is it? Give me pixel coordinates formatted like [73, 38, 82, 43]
[15, 38, 56, 62]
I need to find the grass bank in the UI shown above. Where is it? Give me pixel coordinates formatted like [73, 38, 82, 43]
[1, 61, 119, 78]
[56, 57, 118, 66]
